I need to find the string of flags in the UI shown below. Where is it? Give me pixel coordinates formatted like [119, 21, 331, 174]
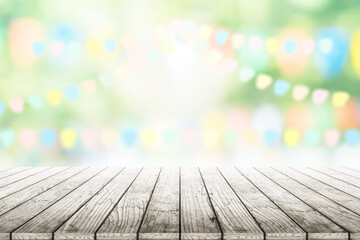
[0, 78, 99, 115]
[238, 66, 352, 108]
[0, 126, 359, 150]
[4, 19, 360, 79]
[0, 62, 353, 117]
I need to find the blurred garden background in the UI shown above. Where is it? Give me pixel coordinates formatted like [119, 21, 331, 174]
[0, 0, 360, 166]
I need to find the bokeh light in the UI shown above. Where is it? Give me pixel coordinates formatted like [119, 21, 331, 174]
[0, 0, 360, 167]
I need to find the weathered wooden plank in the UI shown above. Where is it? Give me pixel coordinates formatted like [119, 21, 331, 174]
[0, 167, 86, 215]
[296, 168, 360, 200]
[0, 167, 30, 180]
[239, 168, 347, 240]
[0, 167, 68, 200]
[312, 168, 360, 188]
[138, 167, 179, 240]
[0, 167, 106, 240]
[334, 168, 360, 179]
[219, 168, 305, 240]
[0, 167, 48, 187]
[258, 168, 360, 240]
[0, 167, 17, 178]
[54, 167, 142, 240]
[97, 168, 161, 240]
[12, 168, 123, 240]
[181, 168, 221, 240]
[199, 168, 263, 240]
[279, 168, 360, 215]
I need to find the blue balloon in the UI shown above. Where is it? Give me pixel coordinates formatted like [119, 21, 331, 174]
[315, 27, 349, 79]
[41, 129, 57, 148]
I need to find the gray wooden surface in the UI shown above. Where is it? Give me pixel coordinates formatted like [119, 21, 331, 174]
[0, 167, 359, 240]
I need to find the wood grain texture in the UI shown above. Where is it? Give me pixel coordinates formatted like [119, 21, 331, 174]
[239, 168, 347, 240]
[0, 167, 68, 200]
[219, 168, 305, 240]
[0, 167, 29, 179]
[0, 168, 50, 188]
[279, 168, 360, 214]
[0, 167, 13, 174]
[1, 167, 360, 240]
[0, 167, 86, 215]
[138, 167, 179, 240]
[334, 168, 360, 179]
[0, 167, 105, 240]
[296, 168, 360, 200]
[97, 168, 161, 240]
[199, 168, 263, 240]
[258, 168, 360, 240]
[54, 168, 142, 240]
[312, 168, 360, 188]
[181, 168, 221, 240]
[12, 168, 123, 240]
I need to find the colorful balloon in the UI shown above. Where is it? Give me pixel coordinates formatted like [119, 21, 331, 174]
[351, 30, 360, 79]
[276, 28, 311, 76]
[315, 27, 349, 79]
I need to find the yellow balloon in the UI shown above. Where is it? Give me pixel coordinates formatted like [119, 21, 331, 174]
[60, 129, 77, 149]
[283, 128, 300, 147]
[100, 128, 118, 148]
[351, 30, 360, 79]
[46, 90, 62, 106]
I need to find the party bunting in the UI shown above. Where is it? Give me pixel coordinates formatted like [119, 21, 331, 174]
[60, 129, 77, 149]
[0, 125, 359, 151]
[40, 129, 57, 148]
[8, 98, 24, 113]
[324, 129, 340, 147]
[264, 130, 280, 147]
[0, 129, 15, 148]
[46, 90, 62, 105]
[273, 79, 290, 96]
[345, 129, 360, 147]
[304, 129, 321, 146]
[283, 128, 300, 147]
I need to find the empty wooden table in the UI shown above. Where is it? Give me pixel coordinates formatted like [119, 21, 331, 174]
[0, 167, 359, 240]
